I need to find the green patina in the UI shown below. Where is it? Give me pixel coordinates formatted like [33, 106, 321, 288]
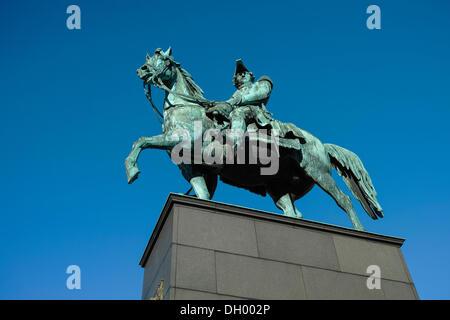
[125, 47, 383, 231]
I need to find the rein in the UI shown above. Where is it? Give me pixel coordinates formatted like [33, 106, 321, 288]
[144, 84, 164, 125]
[143, 66, 213, 125]
[154, 77, 211, 108]
[144, 61, 218, 123]
[144, 79, 210, 125]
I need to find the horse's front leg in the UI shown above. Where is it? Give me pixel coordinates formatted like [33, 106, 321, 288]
[125, 134, 177, 184]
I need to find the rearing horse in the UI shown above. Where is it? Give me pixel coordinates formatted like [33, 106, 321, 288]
[125, 47, 383, 231]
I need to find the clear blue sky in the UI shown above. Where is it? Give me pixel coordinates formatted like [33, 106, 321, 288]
[1, 0, 449, 299]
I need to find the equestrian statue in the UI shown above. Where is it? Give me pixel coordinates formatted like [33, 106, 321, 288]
[125, 47, 383, 231]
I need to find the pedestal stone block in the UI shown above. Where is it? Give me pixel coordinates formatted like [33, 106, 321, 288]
[140, 193, 419, 300]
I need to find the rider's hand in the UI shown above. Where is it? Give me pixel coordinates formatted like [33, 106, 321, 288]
[206, 102, 232, 118]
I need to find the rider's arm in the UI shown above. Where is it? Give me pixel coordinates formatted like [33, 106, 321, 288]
[226, 91, 242, 106]
[239, 79, 272, 105]
[225, 76, 273, 107]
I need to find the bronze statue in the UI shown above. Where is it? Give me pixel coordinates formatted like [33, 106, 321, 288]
[125, 47, 383, 231]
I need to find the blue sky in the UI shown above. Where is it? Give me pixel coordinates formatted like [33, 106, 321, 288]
[0, 0, 449, 299]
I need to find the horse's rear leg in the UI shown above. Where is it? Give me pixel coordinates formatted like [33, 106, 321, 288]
[125, 134, 178, 184]
[293, 200, 303, 218]
[311, 171, 364, 231]
[287, 193, 304, 218]
[267, 187, 299, 218]
[276, 194, 301, 218]
[267, 182, 300, 218]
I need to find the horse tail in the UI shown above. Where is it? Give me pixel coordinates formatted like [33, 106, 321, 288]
[325, 144, 383, 220]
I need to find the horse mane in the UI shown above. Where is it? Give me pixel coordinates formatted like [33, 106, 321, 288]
[177, 66, 205, 99]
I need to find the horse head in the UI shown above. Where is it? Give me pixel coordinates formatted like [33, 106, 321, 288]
[137, 47, 178, 87]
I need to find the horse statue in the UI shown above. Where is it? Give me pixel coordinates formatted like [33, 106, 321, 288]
[125, 47, 383, 231]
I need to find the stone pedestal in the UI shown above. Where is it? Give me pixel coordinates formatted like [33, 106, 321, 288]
[140, 193, 418, 300]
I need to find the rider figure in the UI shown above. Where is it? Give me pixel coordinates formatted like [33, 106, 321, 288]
[209, 59, 274, 149]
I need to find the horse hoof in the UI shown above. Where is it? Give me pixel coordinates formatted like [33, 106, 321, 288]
[127, 167, 140, 184]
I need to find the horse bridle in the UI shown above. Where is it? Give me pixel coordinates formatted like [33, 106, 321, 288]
[145, 57, 218, 107]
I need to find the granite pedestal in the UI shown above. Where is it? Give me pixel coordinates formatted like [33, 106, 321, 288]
[140, 193, 418, 300]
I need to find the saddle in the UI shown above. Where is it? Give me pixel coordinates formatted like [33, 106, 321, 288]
[205, 102, 306, 151]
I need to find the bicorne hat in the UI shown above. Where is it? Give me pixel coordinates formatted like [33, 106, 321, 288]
[234, 59, 250, 77]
